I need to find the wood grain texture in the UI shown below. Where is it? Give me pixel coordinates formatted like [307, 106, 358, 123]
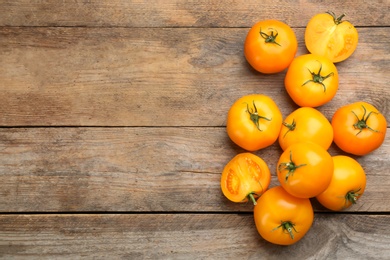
[1, 27, 389, 126]
[0, 0, 388, 27]
[0, 127, 388, 212]
[1, 1, 389, 258]
[1, 213, 390, 259]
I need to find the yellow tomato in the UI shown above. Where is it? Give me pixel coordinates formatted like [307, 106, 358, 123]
[285, 54, 339, 107]
[277, 142, 334, 198]
[316, 155, 366, 211]
[332, 101, 387, 155]
[244, 19, 298, 74]
[254, 186, 314, 245]
[226, 94, 283, 151]
[279, 107, 333, 150]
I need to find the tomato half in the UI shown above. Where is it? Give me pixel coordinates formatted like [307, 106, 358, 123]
[305, 12, 359, 63]
[332, 101, 387, 155]
[278, 107, 333, 151]
[316, 155, 366, 211]
[285, 54, 339, 107]
[277, 142, 333, 198]
[244, 19, 298, 74]
[226, 94, 283, 151]
[254, 186, 314, 245]
[220, 153, 271, 204]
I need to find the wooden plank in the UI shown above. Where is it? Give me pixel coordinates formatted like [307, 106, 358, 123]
[0, 0, 388, 27]
[0, 27, 389, 126]
[1, 213, 390, 259]
[0, 127, 388, 212]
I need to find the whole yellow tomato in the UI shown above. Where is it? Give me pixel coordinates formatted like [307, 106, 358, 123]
[277, 142, 334, 198]
[220, 153, 271, 205]
[316, 155, 366, 211]
[254, 186, 314, 245]
[244, 19, 298, 74]
[279, 107, 333, 151]
[285, 54, 339, 107]
[332, 101, 387, 155]
[305, 12, 358, 63]
[226, 94, 283, 151]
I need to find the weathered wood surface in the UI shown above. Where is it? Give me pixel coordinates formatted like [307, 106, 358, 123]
[1, 214, 390, 259]
[0, 27, 389, 126]
[0, 0, 388, 27]
[0, 127, 389, 212]
[0, 0, 389, 258]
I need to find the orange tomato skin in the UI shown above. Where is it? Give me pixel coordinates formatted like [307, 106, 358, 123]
[316, 155, 366, 211]
[285, 54, 339, 107]
[244, 20, 298, 74]
[332, 101, 387, 156]
[277, 142, 333, 198]
[278, 107, 333, 151]
[220, 153, 271, 204]
[226, 94, 283, 151]
[254, 186, 314, 245]
[305, 12, 359, 63]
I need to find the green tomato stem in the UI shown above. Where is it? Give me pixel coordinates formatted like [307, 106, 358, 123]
[248, 193, 257, 205]
[246, 101, 271, 131]
[278, 150, 307, 182]
[272, 221, 298, 240]
[345, 188, 361, 206]
[352, 105, 380, 135]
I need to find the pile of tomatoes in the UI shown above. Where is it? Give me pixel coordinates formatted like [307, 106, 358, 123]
[220, 12, 387, 246]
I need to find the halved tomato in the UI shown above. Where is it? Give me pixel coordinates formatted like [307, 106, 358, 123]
[305, 12, 358, 63]
[221, 153, 271, 205]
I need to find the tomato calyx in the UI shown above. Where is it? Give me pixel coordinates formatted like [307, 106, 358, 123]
[272, 221, 298, 240]
[302, 62, 334, 92]
[345, 188, 361, 206]
[282, 119, 296, 138]
[352, 105, 380, 135]
[259, 28, 281, 46]
[246, 101, 272, 131]
[278, 151, 307, 182]
[327, 11, 346, 25]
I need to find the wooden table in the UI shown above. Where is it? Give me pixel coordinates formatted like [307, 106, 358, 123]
[1, 1, 389, 259]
